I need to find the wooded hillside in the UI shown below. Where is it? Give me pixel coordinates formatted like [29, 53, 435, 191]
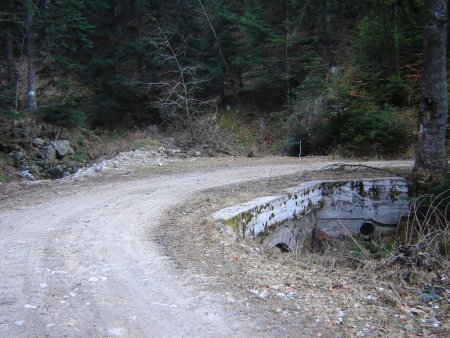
[0, 0, 448, 158]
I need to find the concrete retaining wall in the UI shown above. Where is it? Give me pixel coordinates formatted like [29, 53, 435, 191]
[212, 177, 410, 240]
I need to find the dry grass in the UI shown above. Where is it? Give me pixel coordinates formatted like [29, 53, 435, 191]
[85, 129, 162, 160]
[405, 191, 449, 249]
[157, 168, 449, 337]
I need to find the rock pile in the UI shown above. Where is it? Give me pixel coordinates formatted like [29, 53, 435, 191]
[2, 133, 200, 182]
[72, 149, 175, 179]
[6, 139, 76, 180]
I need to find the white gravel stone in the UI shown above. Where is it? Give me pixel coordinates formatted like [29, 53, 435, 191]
[14, 320, 25, 327]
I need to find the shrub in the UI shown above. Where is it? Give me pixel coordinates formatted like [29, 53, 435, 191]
[378, 75, 412, 106]
[0, 83, 20, 122]
[338, 102, 409, 155]
[287, 97, 411, 157]
[37, 103, 86, 128]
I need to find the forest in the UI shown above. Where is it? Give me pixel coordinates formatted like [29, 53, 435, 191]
[0, 0, 448, 177]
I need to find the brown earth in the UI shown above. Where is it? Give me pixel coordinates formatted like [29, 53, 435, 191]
[3, 156, 444, 337]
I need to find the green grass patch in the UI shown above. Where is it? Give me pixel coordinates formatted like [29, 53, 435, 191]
[350, 237, 400, 260]
[133, 138, 161, 150]
[0, 151, 7, 164]
[0, 171, 11, 183]
[102, 130, 128, 142]
[68, 151, 90, 163]
[218, 109, 287, 155]
[66, 129, 88, 147]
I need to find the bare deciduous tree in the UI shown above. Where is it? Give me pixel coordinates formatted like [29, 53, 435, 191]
[145, 26, 218, 143]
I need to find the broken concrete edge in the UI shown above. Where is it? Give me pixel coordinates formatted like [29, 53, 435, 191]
[211, 177, 410, 240]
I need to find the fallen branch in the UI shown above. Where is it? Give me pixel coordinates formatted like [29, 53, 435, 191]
[202, 145, 240, 157]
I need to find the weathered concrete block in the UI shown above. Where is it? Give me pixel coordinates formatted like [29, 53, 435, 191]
[212, 177, 410, 240]
[212, 181, 323, 238]
[315, 178, 409, 235]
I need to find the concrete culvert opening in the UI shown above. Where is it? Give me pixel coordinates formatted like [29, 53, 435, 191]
[359, 220, 398, 242]
[213, 178, 410, 252]
[275, 242, 291, 253]
[360, 222, 375, 236]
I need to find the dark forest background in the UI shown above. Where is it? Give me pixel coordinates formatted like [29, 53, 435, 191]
[0, 0, 449, 158]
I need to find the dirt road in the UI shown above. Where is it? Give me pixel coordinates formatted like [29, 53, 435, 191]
[0, 158, 411, 337]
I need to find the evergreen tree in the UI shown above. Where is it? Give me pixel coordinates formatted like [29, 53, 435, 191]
[0, 0, 445, 158]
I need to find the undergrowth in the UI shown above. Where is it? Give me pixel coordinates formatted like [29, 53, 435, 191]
[219, 109, 287, 155]
[0, 152, 11, 183]
[0, 171, 10, 183]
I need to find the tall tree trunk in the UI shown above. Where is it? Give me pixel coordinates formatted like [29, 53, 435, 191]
[285, 6, 290, 103]
[414, 0, 448, 177]
[26, 0, 37, 112]
[394, 2, 400, 75]
[5, 26, 14, 81]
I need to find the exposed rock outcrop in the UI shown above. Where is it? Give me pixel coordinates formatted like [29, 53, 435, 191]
[50, 140, 74, 158]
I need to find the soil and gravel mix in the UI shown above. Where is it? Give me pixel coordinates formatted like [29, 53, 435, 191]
[1, 152, 447, 337]
[158, 167, 449, 337]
